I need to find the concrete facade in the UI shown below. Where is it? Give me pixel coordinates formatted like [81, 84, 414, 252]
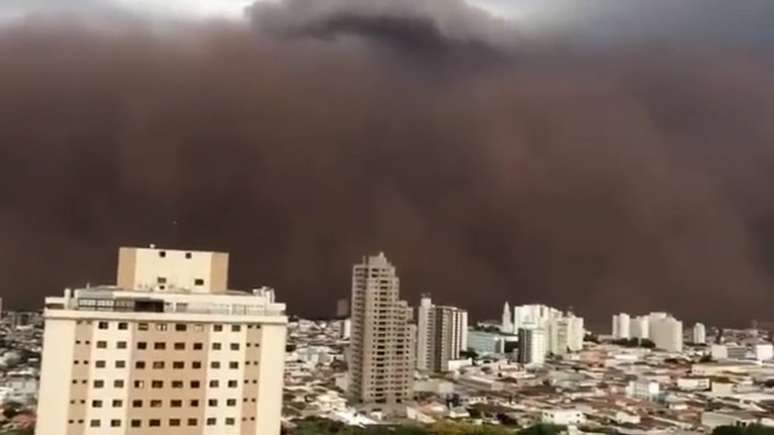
[36, 247, 287, 435]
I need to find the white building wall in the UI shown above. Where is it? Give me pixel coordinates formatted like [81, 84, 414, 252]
[35, 319, 77, 435]
[254, 324, 287, 435]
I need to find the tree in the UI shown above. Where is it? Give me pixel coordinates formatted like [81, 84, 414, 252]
[519, 424, 563, 435]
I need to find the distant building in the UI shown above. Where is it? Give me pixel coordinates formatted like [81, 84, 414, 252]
[416, 296, 468, 372]
[500, 302, 513, 334]
[35, 246, 289, 435]
[626, 379, 660, 400]
[693, 323, 707, 344]
[336, 298, 350, 318]
[518, 327, 546, 366]
[340, 318, 352, 340]
[348, 253, 414, 405]
[612, 313, 631, 340]
[754, 343, 773, 361]
[630, 315, 650, 340]
[548, 314, 584, 355]
[649, 313, 683, 352]
[467, 330, 515, 354]
[541, 409, 586, 426]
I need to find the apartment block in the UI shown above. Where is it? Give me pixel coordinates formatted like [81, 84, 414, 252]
[416, 296, 468, 372]
[348, 253, 414, 405]
[35, 246, 288, 435]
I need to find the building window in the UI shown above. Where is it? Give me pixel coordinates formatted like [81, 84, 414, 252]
[229, 361, 239, 369]
[158, 251, 166, 258]
[195, 279, 205, 286]
[138, 323, 149, 331]
[190, 399, 200, 407]
[149, 419, 161, 427]
[115, 361, 126, 369]
[226, 418, 235, 425]
[173, 361, 184, 369]
[170, 400, 182, 408]
[154, 342, 166, 350]
[98, 322, 108, 330]
[170, 419, 181, 427]
[230, 343, 240, 351]
[117, 341, 127, 349]
[193, 325, 204, 332]
[96, 341, 107, 349]
[90, 420, 100, 428]
[151, 380, 163, 389]
[174, 342, 185, 350]
[226, 399, 236, 406]
[208, 399, 218, 407]
[150, 400, 162, 408]
[110, 419, 121, 427]
[206, 418, 216, 426]
[156, 323, 168, 331]
[157, 277, 167, 284]
[193, 342, 203, 350]
[153, 361, 165, 369]
[172, 380, 183, 388]
[93, 380, 104, 388]
[95, 360, 106, 368]
[209, 380, 219, 388]
[231, 325, 241, 332]
[118, 322, 128, 330]
[228, 380, 238, 388]
[212, 343, 221, 351]
[114, 380, 125, 388]
[187, 418, 197, 426]
[137, 342, 147, 350]
[132, 400, 142, 408]
[192, 361, 202, 369]
[134, 380, 144, 389]
[185, 252, 192, 259]
[135, 361, 145, 369]
[190, 380, 201, 388]
[130, 419, 141, 427]
[92, 400, 103, 408]
[175, 324, 187, 332]
[211, 361, 221, 369]
[213, 325, 223, 332]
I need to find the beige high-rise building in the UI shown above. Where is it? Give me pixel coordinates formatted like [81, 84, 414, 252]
[348, 253, 414, 405]
[35, 246, 288, 435]
[416, 296, 468, 372]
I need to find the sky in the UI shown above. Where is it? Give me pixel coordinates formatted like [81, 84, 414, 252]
[2, 0, 774, 330]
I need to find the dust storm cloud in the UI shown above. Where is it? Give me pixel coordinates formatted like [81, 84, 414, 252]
[1, 0, 774, 328]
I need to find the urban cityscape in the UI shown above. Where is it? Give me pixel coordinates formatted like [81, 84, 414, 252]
[0, 246, 772, 435]
[3, 0, 774, 434]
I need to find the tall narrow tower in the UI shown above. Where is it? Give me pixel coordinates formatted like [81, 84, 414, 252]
[349, 253, 414, 405]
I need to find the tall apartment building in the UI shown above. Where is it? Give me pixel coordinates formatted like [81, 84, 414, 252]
[692, 323, 706, 345]
[547, 314, 584, 356]
[612, 313, 631, 340]
[348, 253, 414, 405]
[630, 315, 650, 340]
[517, 327, 546, 366]
[416, 296, 468, 372]
[649, 313, 683, 353]
[36, 246, 288, 435]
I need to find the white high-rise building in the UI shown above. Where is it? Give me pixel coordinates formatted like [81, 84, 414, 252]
[512, 304, 562, 332]
[349, 253, 414, 405]
[518, 327, 546, 366]
[692, 323, 706, 345]
[36, 246, 288, 435]
[612, 313, 631, 340]
[501, 302, 513, 334]
[631, 316, 650, 340]
[650, 314, 683, 352]
[416, 296, 468, 372]
[754, 344, 774, 361]
[547, 314, 584, 356]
